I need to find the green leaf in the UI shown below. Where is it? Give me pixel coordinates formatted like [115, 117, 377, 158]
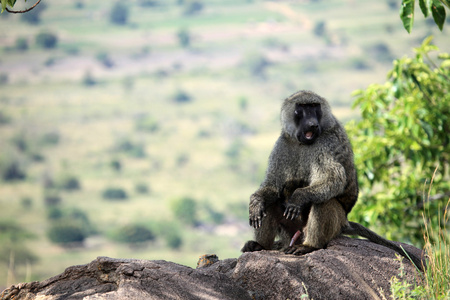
[431, 0, 446, 30]
[400, 0, 416, 33]
[8, 0, 17, 7]
[1, 0, 7, 13]
[419, 0, 432, 16]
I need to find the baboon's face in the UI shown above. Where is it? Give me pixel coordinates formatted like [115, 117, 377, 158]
[294, 103, 322, 145]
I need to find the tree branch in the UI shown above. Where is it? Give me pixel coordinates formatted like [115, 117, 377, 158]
[4, 0, 41, 13]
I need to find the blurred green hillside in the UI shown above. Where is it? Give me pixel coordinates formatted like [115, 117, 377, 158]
[0, 0, 448, 288]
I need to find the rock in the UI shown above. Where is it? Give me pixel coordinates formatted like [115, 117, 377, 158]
[0, 237, 423, 300]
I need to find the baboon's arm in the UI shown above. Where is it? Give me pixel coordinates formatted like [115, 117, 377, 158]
[284, 154, 346, 220]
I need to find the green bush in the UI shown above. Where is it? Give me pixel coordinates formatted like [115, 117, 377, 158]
[176, 28, 191, 48]
[110, 159, 122, 172]
[111, 224, 155, 244]
[0, 111, 11, 125]
[102, 187, 128, 201]
[135, 182, 150, 194]
[244, 52, 270, 78]
[82, 70, 97, 86]
[15, 37, 28, 51]
[113, 139, 146, 158]
[35, 32, 58, 49]
[1, 161, 26, 181]
[96, 52, 114, 68]
[135, 116, 159, 132]
[347, 37, 450, 245]
[165, 231, 182, 249]
[0, 73, 8, 85]
[109, 2, 129, 25]
[59, 175, 81, 191]
[20, 3, 47, 24]
[170, 197, 198, 226]
[47, 222, 86, 245]
[172, 89, 192, 103]
[40, 131, 60, 146]
[46, 207, 63, 220]
[183, 1, 204, 15]
[43, 193, 62, 206]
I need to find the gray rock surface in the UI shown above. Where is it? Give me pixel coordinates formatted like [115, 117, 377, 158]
[1, 237, 423, 300]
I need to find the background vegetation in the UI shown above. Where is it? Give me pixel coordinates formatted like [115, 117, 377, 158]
[0, 0, 448, 290]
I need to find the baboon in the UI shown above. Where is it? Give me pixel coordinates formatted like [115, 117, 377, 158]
[241, 90, 423, 270]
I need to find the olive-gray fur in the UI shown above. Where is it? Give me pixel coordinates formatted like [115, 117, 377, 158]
[243, 90, 424, 271]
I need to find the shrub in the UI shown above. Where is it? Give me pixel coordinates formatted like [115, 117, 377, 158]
[15, 37, 28, 51]
[82, 70, 97, 86]
[135, 182, 150, 194]
[244, 52, 270, 78]
[113, 139, 146, 158]
[0, 73, 7, 85]
[110, 2, 129, 25]
[59, 175, 81, 191]
[176, 28, 191, 48]
[21, 197, 33, 209]
[183, 1, 203, 15]
[1, 161, 26, 181]
[40, 131, 60, 146]
[47, 207, 63, 220]
[110, 159, 122, 172]
[43, 194, 62, 206]
[0, 111, 10, 125]
[102, 187, 128, 201]
[165, 231, 182, 249]
[111, 224, 155, 244]
[96, 52, 114, 68]
[20, 2, 47, 24]
[35, 32, 58, 49]
[313, 21, 326, 37]
[135, 116, 159, 132]
[172, 90, 192, 103]
[47, 222, 86, 245]
[170, 197, 198, 226]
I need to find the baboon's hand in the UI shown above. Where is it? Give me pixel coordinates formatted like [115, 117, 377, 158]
[283, 203, 301, 220]
[249, 200, 266, 229]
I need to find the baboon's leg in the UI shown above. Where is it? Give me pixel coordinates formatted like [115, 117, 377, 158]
[253, 204, 281, 250]
[242, 204, 281, 252]
[303, 199, 347, 249]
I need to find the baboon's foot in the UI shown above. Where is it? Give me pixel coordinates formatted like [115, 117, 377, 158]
[284, 244, 318, 255]
[241, 240, 264, 252]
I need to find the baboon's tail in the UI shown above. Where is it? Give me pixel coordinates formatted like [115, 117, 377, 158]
[342, 221, 424, 271]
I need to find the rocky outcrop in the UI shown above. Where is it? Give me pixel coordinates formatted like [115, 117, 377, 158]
[1, 237, 423, 300]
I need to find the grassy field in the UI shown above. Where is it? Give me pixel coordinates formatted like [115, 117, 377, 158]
[0, 0, 449, 289]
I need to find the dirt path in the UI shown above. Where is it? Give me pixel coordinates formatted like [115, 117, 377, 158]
[264, 1, 312, 30]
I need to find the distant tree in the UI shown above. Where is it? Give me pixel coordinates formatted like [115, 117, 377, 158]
[96, 52, 114, 68]
[183, 1, 204, 15]
[176, 28, 191, 48]
[82, 70, 96, 86]
[35, 32, 58, 49]
[109, 2, 129, 25]
[102, 187, 128, 201]
[244, 52, 270, 78]
[18, 2, 47, 24]
[1, 161, 26, 181]
[170, 197, 198, 226]
[47, 222, 86, 245]
[111, 224, 155, 244]
[313, 20, 326, 37]
[172, 89, 192, 103]
[15, 37, 28, 51]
